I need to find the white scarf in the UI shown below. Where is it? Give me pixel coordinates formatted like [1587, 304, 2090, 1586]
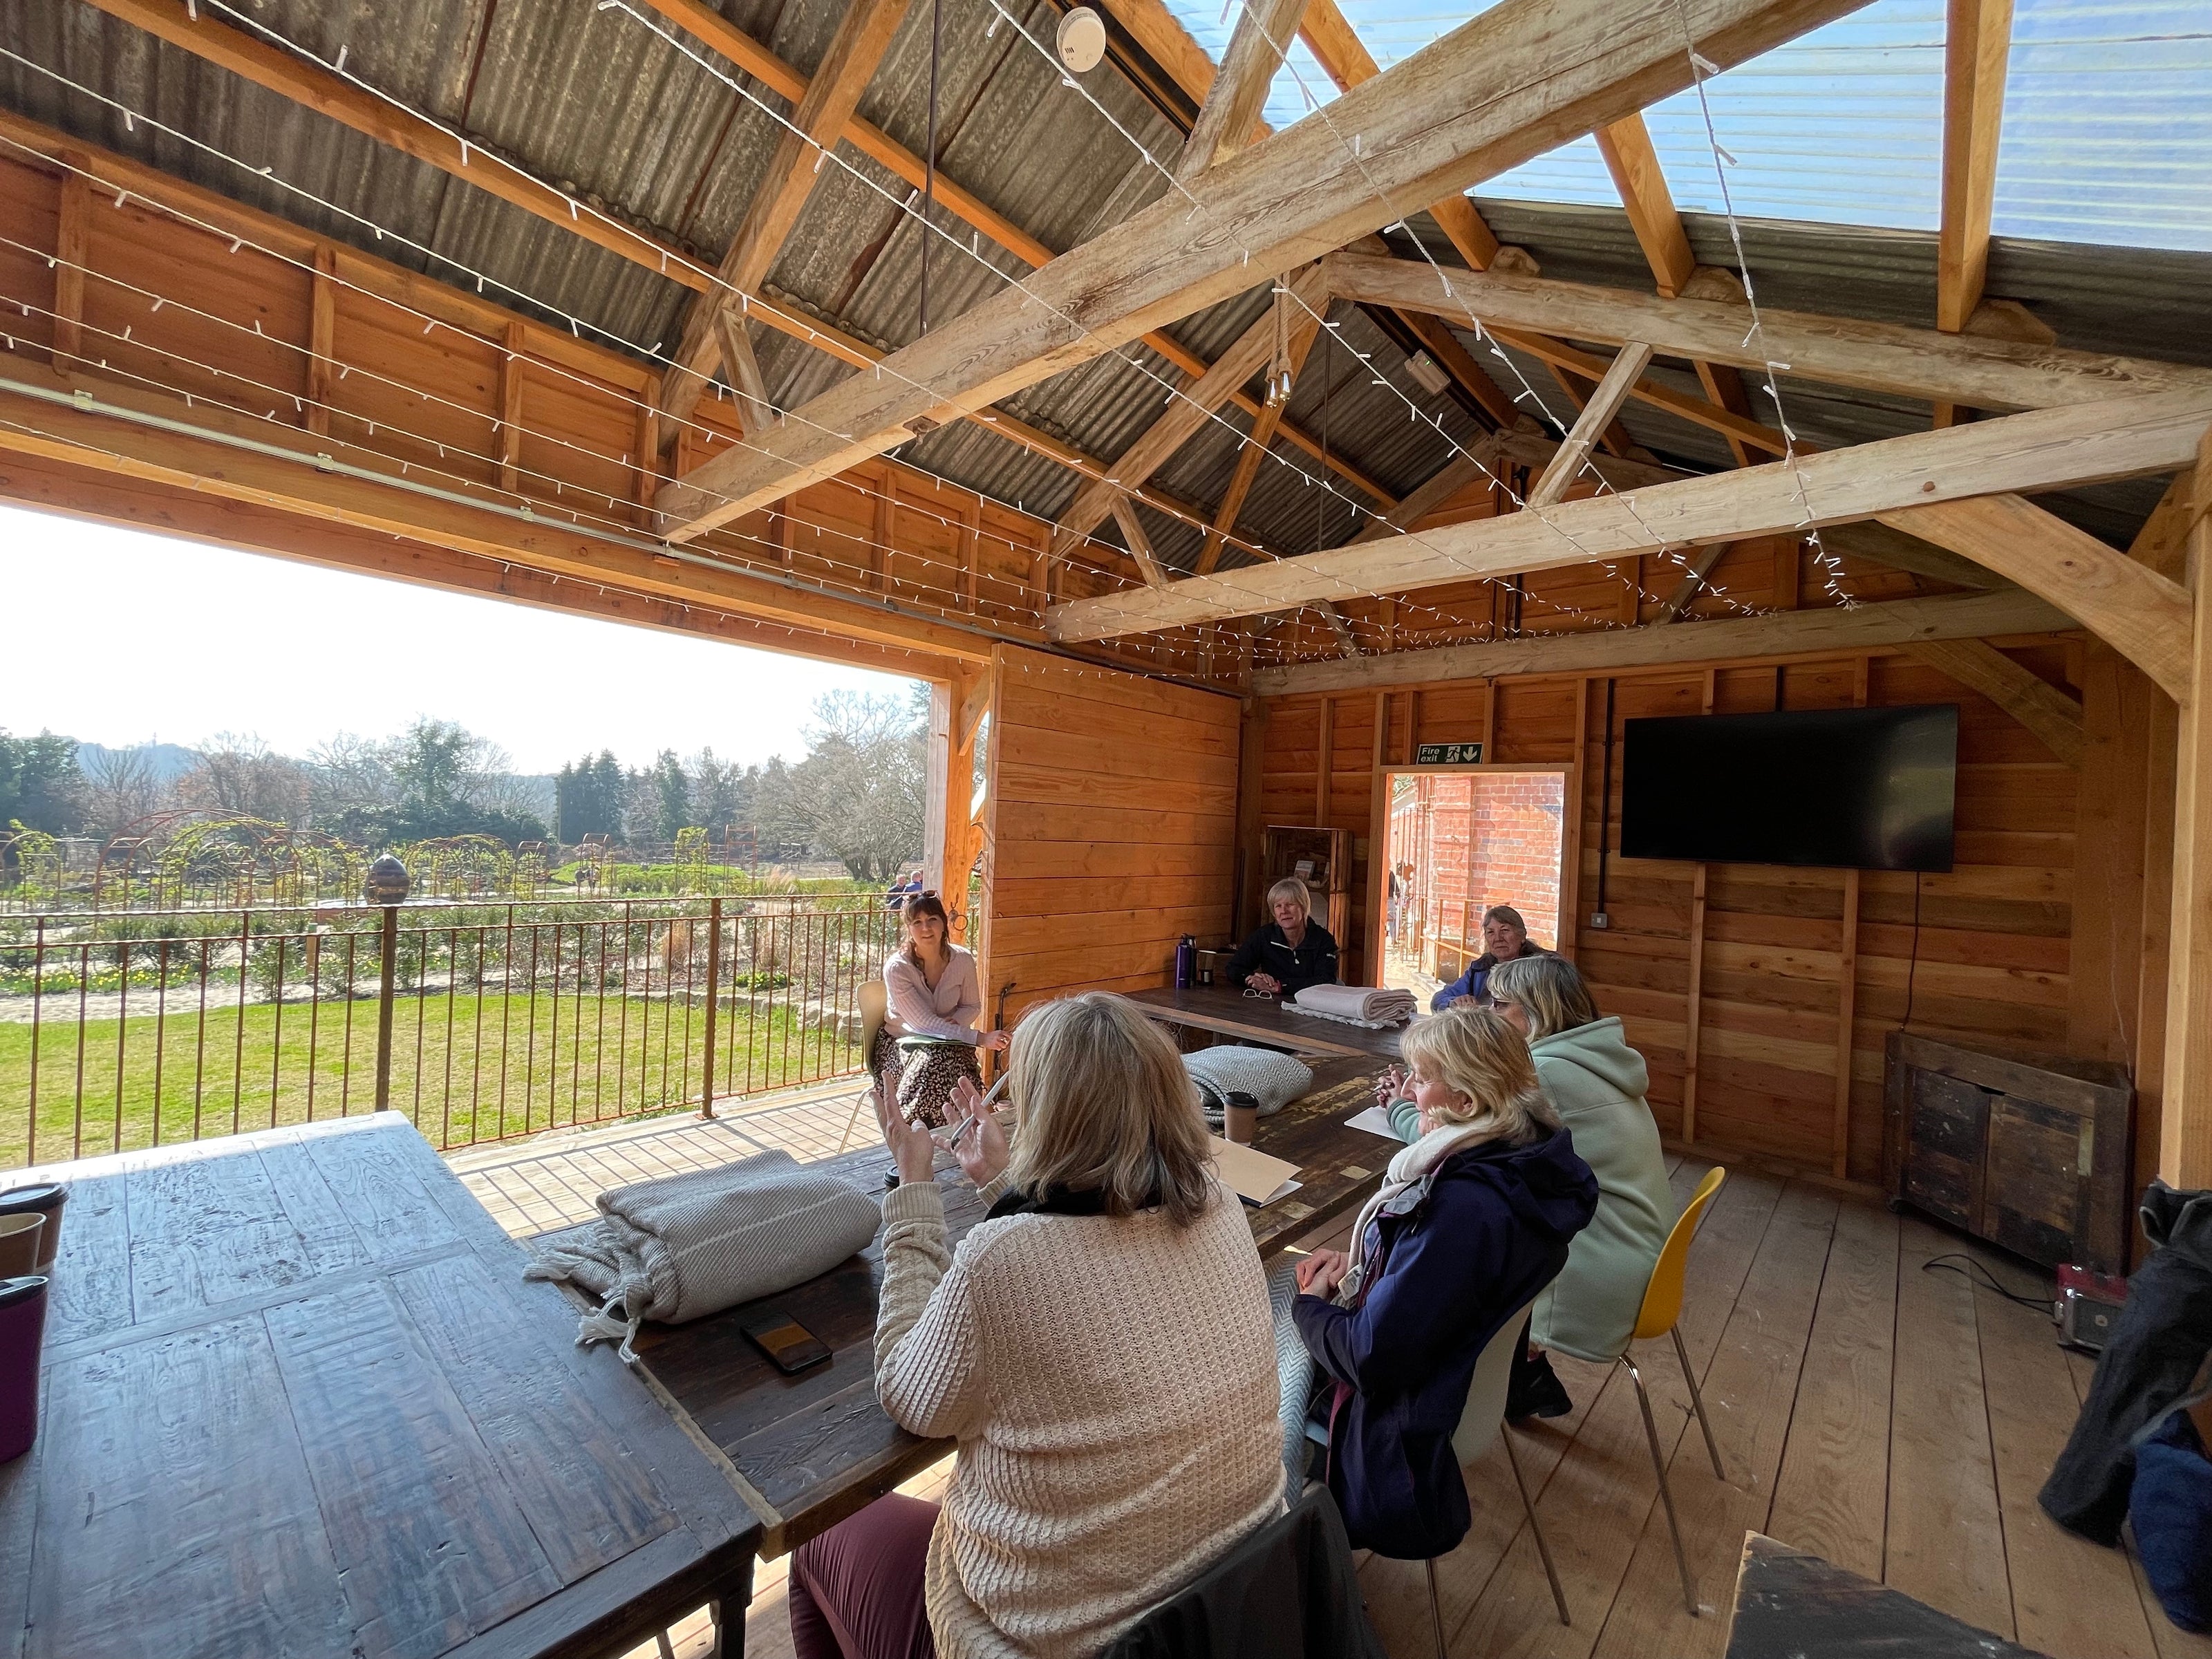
[1334, 1118, 1498, 1306]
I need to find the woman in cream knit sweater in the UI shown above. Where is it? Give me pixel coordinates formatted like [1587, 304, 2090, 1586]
[788, 992, 1285, 1659]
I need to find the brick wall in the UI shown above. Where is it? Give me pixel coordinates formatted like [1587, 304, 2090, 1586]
[1388, 774, 1564, 977]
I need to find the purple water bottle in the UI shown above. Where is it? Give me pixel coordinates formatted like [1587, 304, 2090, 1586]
[0, 1275, 46, 1463]
[1174, 935, 1197, 990]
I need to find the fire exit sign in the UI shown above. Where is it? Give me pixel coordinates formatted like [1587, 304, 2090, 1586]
[1415, 742, 1484, 765]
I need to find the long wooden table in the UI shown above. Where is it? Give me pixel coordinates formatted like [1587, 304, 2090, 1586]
[1125, 983, 1414, 1063]
[0, 1115, 763, 1659]
[621, 1052, 1396, 1559]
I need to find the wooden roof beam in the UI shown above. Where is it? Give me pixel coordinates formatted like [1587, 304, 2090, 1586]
[657, 0, 1877, 538]
[1051, 263, 1331, 560]
[1527, 342, 1655, 506]
[655, 0, 915, 436]
[1046, 388, 2211, 701]
[1197, 301, 1325, 574]
[1322, 252, 2212, 414]
[1175, 0, 1314, 180]
[1253, 588, 2070, 693]
[1938, 0, 2014, 337]
[1107, 496, 1172, 588]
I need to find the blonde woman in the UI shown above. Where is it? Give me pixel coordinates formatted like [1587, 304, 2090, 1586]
[1225, 877, 1340, 997]
[1295, 1005, 1596, 1559]
[1485, 954, 1671, 1420]
[790, 993, 1284, 1659]
[872, 892, 1009, 1132]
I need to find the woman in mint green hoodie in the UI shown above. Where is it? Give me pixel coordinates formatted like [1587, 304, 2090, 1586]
[1378, 954, 1672, 1416]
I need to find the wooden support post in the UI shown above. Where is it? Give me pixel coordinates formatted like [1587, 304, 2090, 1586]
[1616, 557, 1642, 626]
[306, 245, 336, 437]
[959, 496, 980, 612]
[2160, 431, 2212, 1188]
[1562, 676, 1589, 961]
[1479, 679, 1496, 760]
[1833, 655, 1870, 1177]
[498, 322, 525, 494]
[1682, 668, 1716, 1144]
[632, 404, 659, 529]
[1772, 536, 1801, 609]
[1236, 696, 1268, 937]
[924, 676, 955, 899]
[1314, 695, 1334, 825]
[52, 168, 88, 373]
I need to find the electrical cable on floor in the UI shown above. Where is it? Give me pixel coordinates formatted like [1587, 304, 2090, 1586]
[1921, 1253, 2052, 1311]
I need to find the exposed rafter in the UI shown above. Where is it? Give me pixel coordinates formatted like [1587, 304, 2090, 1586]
[1046, 390, 2212, 693]
[1527, 343, 1655, 507]
[1198, 304, 1326, 574]
[655, 0, 1878, 538]
[1107, 496, 1172, 588]
[655, 0, 914, 436]
[1938, 0, 2016, 337]
[1250, 588, 2071, 694]
[1174, 0, 1314, 180]
[1322, 254, 2212, 414]
[1052, 265, 1332, 560]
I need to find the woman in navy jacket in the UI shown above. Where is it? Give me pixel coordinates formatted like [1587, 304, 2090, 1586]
[1293, 1004, 1597, 1559]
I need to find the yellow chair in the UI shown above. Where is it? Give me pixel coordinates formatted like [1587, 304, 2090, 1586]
[1616, 1165, 1728, 1616]
[838, 980, 890, 1152]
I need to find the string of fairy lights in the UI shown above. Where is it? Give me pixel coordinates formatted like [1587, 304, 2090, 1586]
[0, 0, 1869, 675]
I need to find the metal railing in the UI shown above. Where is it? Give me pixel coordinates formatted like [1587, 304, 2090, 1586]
[0, 898, 898, 1168]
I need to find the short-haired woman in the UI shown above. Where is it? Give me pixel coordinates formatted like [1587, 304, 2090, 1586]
[1294, 1005, 1595, 1559]
[1484, 953, 1672, 1421]
[873, 892, 1009, 1132]
[789, 993, 1285, 1658]
[1224, 877, 1340, 997]
[1430, 902, 1548, 1011]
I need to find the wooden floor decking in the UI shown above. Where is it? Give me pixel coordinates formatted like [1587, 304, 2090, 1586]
[449, 1095, 2207, 1659]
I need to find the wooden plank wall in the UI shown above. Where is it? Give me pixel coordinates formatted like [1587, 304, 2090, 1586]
[1248, 630, 2168, 1185]
[0, 131, 1119, 639]
[982, 646, 1241, 1026]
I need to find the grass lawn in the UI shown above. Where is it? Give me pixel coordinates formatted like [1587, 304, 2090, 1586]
[0, 990, 861, 1168]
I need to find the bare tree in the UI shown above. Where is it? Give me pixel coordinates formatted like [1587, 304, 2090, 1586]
[787, 691, 926, 880]
[176, 733, 309, 825]
[77, 744, 164, 839]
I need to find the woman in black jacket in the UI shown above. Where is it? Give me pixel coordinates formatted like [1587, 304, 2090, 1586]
[1226, 877, 1339, 997]
[1294, 1004, 1597, 1558]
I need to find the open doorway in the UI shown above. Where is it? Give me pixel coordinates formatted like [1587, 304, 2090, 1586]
[1380, 768, 1568, 1004]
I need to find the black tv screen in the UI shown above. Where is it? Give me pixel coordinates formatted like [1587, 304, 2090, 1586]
[1620, 704, 1958, 872]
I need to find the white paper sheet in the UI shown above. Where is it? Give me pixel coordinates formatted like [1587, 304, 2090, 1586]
[1344, 1104, 1402, 1140]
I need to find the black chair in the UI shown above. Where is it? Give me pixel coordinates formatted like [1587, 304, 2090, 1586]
[1100, 1482, 1388, 1659]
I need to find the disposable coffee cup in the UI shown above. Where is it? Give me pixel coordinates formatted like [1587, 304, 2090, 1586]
[0, 1217, 41, 1282]
[1225, 1100, 1258, 1145]
[0, 1187, 64, 1273]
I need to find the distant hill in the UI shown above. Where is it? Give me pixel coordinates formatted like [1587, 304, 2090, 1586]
[75, 741, 200, 782]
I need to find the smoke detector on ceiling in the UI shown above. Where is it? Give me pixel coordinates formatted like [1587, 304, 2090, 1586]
[1057, 7, 1107, 73]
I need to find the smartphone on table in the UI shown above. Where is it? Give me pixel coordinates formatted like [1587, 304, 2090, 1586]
[740, 1311, 832, 1374]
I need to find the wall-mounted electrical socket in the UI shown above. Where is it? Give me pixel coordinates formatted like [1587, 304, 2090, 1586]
[1589, 912, 1610, 929]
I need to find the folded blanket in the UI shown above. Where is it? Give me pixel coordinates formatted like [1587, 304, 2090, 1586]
[1185, 1045, 1314, 1125]
[1291, 984, 1416, 1024]
[525, 1148, 882, 1363]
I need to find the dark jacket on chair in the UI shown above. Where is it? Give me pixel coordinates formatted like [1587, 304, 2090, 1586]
[2042, 1180, 2212, 1546]
[1293, 1126, 1597, 1559]
[1099, 1483, 1386, 1659]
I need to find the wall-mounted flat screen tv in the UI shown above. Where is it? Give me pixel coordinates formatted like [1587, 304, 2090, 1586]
[1620, 704, 1959, 872]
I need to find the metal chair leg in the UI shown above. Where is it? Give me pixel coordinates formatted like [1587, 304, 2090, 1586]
[1623, 1356, 1700, 1617]
[1424, 1556, 1447, 1659]
[1502, 1429, 1570, 1627]
[1671, 1324, 1726, 1481]
[836, 1082, 874, 1153]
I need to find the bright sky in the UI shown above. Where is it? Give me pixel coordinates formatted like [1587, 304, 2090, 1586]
[0, 503, 918, 774]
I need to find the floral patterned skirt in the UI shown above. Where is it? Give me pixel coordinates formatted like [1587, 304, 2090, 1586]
[869, 1027, 982, 1130]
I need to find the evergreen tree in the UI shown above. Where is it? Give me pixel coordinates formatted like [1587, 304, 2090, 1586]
[650, 749, 689, 841]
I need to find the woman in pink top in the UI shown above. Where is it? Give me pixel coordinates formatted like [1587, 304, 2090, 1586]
[872, 892, 1009, 1130]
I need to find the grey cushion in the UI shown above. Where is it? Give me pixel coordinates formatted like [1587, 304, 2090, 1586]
[1185, 1046, 1315, 1126]
[525, 1149, 881, 1360]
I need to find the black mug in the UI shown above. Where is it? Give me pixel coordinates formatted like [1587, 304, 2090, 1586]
[0, 1276, 48, 1462]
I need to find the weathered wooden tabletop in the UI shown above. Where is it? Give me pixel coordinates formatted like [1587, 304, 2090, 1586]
[0, 1114, 762, 1659]
[624, 1051, 1394, 1559]
[1125, 983, 1415, 1062]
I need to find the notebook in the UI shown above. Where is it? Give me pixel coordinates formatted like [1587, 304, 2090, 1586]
[1207, 1136, 1302, 1207]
